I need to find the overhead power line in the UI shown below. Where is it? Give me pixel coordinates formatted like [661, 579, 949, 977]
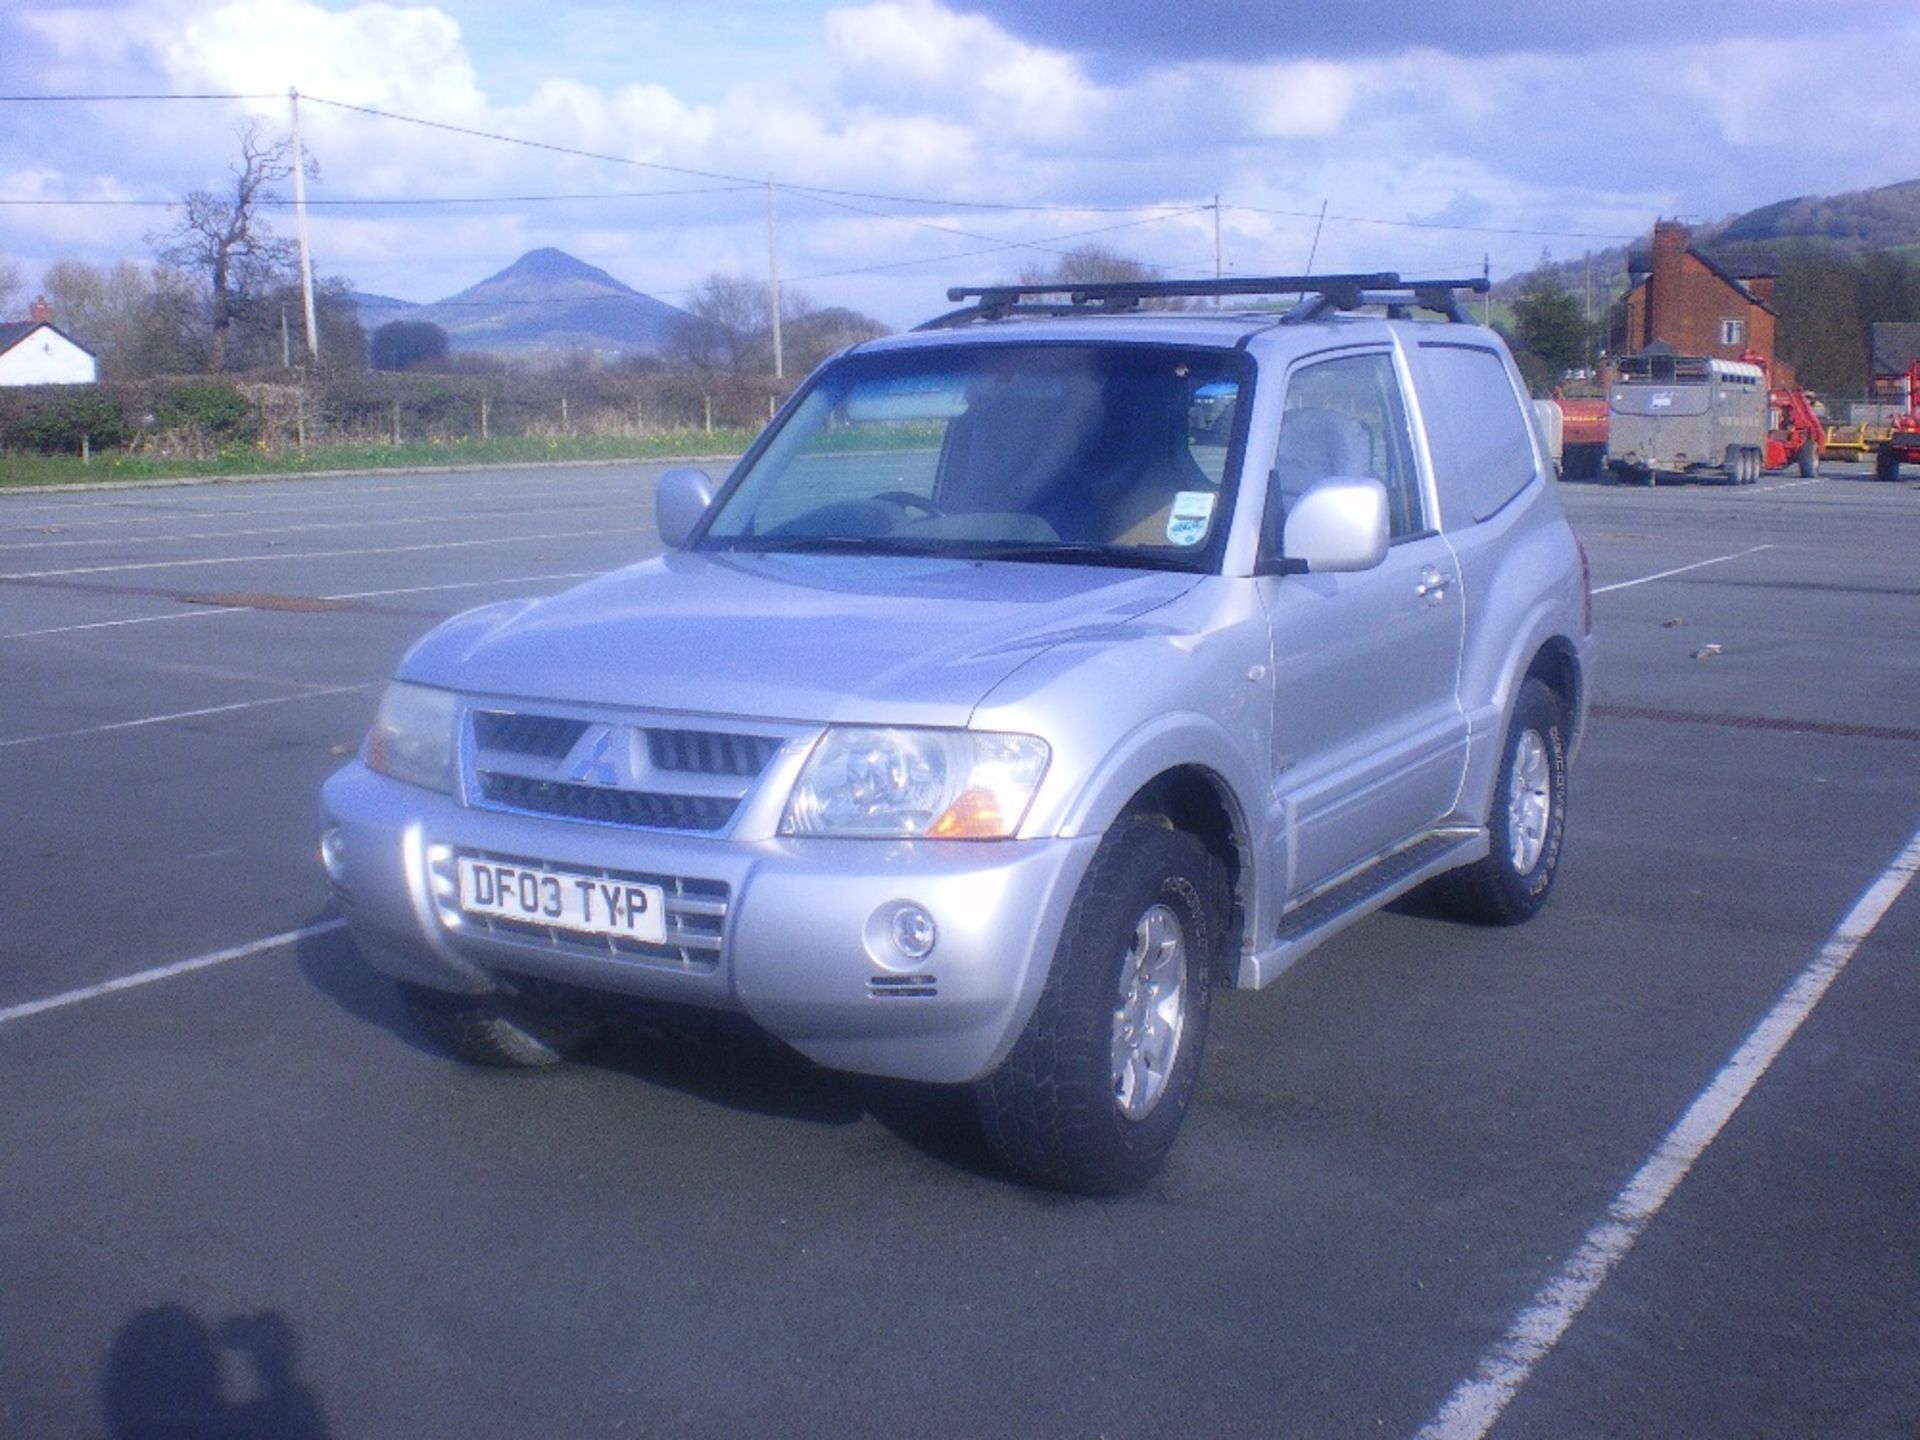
[0, 186, 760, 208]
[0, 93, 280, 102]
[2, 91, 1643, 245]
[297, 93, 1211, 221]
[1228, 202, 1636, 243]
[787, 189, 1212, 265]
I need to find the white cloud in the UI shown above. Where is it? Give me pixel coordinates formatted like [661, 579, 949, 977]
[2, 0, 1917, 328]
[163, 0, 484, 113]
[824, 0, 1097, 144]
[1235, 61, 1361, 140]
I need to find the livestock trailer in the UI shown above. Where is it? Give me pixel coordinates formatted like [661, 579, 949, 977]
[1606, 354, 1769, 485]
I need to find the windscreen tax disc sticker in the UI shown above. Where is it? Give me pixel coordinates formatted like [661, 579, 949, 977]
[1166, 490, 1215, 546]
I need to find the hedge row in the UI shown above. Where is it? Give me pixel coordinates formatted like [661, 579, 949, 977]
[0, 370, 795, 457]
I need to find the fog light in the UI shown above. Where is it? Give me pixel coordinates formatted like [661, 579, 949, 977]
[891, 905, 936, 961]
[864, 900, 938, 971]
[320, 826, 346, 884]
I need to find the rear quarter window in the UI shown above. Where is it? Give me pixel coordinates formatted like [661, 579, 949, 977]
[1413, 343, 1540, 523]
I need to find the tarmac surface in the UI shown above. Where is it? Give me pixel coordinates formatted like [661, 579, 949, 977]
[1, 459, 1916, 1439]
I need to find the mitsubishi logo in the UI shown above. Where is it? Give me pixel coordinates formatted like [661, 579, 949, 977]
[563, 724, 629, 787]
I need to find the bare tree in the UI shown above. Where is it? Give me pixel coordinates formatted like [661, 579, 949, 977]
[43, 258, 202, 378]
[665, 273, 773, 372]
[0, 251, 22, 318]
[1017, 244, 1156, 290]
[146, 119, 304, 372]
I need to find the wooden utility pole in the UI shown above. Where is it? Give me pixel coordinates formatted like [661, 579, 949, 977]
[767, 177, 784, 381]
[288, 88, 320, 362]
[1213, 195, 1223, 280]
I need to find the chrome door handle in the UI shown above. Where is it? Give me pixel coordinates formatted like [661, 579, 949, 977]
[1416, 566, 1453, 602]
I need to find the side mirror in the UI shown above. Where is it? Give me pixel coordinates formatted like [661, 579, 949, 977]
[1279, 476, 1390, 573]
[656, 467, 716, 550]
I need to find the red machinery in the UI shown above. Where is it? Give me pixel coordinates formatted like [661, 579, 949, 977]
[1745, 350, 1827, 477]
[1875, 361, 1920, 481]
[1550, 389, 1608, 479]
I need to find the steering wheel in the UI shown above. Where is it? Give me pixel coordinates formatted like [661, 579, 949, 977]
[872, 490, 944, 518]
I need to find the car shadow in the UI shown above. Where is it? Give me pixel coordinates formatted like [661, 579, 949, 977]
[294, 912, 1002, 1176]
[293, 913, 445, 1061]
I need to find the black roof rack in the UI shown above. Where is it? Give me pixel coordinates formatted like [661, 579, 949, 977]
[915, 272, 1492, 330]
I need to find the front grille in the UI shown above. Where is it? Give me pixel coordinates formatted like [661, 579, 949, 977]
[465, 705, 795, 835]
[478, 773, 737, 832]
[648, 729, 782, 777]
[472, 710, 589, 759]
[429, 846, 728, 970]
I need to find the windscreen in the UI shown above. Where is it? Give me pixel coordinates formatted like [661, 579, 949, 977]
[699, 343, 1254, 571]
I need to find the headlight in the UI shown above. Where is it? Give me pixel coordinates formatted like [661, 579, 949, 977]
[362, 681, 458, 794]
[782, 728, 1049, 839]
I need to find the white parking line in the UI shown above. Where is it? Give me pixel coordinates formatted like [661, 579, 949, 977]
[1591, 544, 1773, 594]
[2, 606, 244, 640]
[0, 500, 621, 553]
[1415, 820, 1920, 1440]
[0, 524, 653, 581]
[0, 465, 690, 528]
[0, 920, 347, 1027]
[327, 570, 603, 601]
[0, 683, 376, 749]
[0, 571, 603, 640]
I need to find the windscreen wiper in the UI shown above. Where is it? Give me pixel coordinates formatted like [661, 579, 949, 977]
[954, 543, 1187, 570]
[714, 534, 943, 556]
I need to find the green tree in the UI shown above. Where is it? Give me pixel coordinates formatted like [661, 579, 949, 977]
[227, 276, 365, 372]
[1511, 269, 1589, 383]
[370, 319, 451, 372]
[779, 305, 891, 376]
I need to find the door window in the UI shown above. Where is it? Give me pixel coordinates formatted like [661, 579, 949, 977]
[1270, 352, 1425, 549]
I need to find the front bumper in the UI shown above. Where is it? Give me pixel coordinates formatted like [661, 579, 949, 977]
[320, 762, 1098, 1084]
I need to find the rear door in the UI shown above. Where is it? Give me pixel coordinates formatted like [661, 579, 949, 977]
[1257, 347, 1468, 897]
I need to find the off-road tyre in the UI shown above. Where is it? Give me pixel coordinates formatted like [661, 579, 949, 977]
[398, 980, 600, 1067]
[1796, 441, 1819, 479]
[1431, 677, 1569, 926]
[975, 819, 1229, 1195]
[1878, 447, 1902, 483]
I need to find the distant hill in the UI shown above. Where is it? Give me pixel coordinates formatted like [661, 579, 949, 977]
[1487, 176, 1920, 304]
[1713, 179, 1920, 250]
[349, 291, 418, 334]
[350, 249, 696, 360]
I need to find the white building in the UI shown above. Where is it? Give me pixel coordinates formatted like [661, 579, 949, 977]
[0, 299, 98, 385]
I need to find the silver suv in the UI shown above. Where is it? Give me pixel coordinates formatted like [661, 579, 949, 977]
[321, 274, 1593, 1193]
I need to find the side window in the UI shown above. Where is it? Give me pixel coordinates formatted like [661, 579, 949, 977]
[1415, 343, 1539, 523]
[1185, 380, 1240, 483]
[1271, 352, 1424, 543]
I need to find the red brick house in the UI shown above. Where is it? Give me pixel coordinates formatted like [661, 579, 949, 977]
[1621, 220, 1795, 388]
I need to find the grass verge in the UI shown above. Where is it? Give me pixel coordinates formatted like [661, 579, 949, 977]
[0, 430, 759, 490]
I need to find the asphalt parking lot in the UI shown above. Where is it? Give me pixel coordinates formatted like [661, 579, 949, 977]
[2, 458, 1916, 1439]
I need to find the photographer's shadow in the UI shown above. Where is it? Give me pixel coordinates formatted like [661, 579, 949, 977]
[102, 1304, 330, 1439]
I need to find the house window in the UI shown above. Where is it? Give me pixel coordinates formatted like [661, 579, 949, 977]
[1719, 318, 1746, 348]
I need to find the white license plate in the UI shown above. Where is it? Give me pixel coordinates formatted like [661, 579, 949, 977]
[456, 857, 667, 945]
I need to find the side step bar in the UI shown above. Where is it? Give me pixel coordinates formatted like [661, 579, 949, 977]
[1237, 829, 1488, 990]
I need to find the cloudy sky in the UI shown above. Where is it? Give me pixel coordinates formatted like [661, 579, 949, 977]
[2, 0, 1915, 328]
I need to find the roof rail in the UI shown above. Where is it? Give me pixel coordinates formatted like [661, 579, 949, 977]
[916, 273, 1491, 330]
